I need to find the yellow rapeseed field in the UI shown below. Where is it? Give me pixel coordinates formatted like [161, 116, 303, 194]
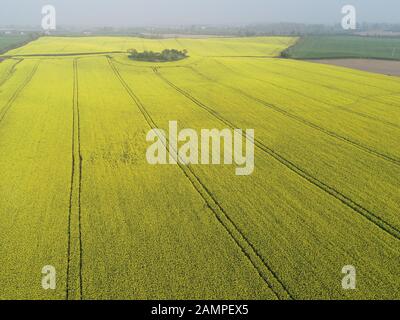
[0, 36, 399, 300]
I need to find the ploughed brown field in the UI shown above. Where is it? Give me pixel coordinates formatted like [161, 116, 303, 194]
[308, 59, 400, 77]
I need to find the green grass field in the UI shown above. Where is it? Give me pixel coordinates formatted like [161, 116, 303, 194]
[0, 36, 399, 300]
[0, 35, 33, 54]
[284, 35, 400, 60]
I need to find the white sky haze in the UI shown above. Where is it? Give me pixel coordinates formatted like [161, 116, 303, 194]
[1, 0, 399, 27]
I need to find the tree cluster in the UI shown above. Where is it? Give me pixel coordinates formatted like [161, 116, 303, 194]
[128, 49, 188, 62]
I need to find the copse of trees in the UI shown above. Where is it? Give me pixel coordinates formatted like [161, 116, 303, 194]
[128, 49, 188, 62]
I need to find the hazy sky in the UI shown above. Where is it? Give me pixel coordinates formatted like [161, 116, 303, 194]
[2, 0, 399, 27]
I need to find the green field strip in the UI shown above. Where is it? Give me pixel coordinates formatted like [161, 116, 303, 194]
[285, 36, 400, 60]
[107, 57, 291, 300]
[185, 64, 400, 166]
[0, 61, 40, 124]
[153, 67, 400, 240]
[115, 63, 400, 299]
[66, 59, 83, 300]
[0, 59, 73, 299]
[0, 35, 35, 55]
[75, 56, 277, 299]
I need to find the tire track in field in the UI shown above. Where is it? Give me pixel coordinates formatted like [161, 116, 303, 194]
[184, 65, 400, 167]
[153, 68, 400, 242]
[297, 58, 400, 86]
[218, 57, 400, 109]
[107, 56, 293, 300]
[0, 59, 23, 88]
[111, 56, 205, 70]
[282, 64, 400, 109]
[0, 61, 40, 125]
[193, 60, 400, 130]
[280, 56, 400, 93]
[66, 59, 83, 300]
[173, 38, 186, 51]
[215, 58, 400, 125]
[211, 59, 400, 130]
[279, 60, 400, 95]
[370, 92, 400, 109]
[248, 59, 400, 109]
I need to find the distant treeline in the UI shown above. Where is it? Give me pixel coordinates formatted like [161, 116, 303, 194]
[46, 23, 400, 37]
[128, 49, 188, 62]
[5, 22, 400, 38]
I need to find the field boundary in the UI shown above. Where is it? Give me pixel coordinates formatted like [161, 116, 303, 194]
[280, 37, 303, 58]
[107, 56, 293, 300]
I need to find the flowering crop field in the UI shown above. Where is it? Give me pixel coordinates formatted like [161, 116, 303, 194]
[0, 36, 399, 300]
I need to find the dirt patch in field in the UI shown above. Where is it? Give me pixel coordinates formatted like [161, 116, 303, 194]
[306, 59, 400, 77]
